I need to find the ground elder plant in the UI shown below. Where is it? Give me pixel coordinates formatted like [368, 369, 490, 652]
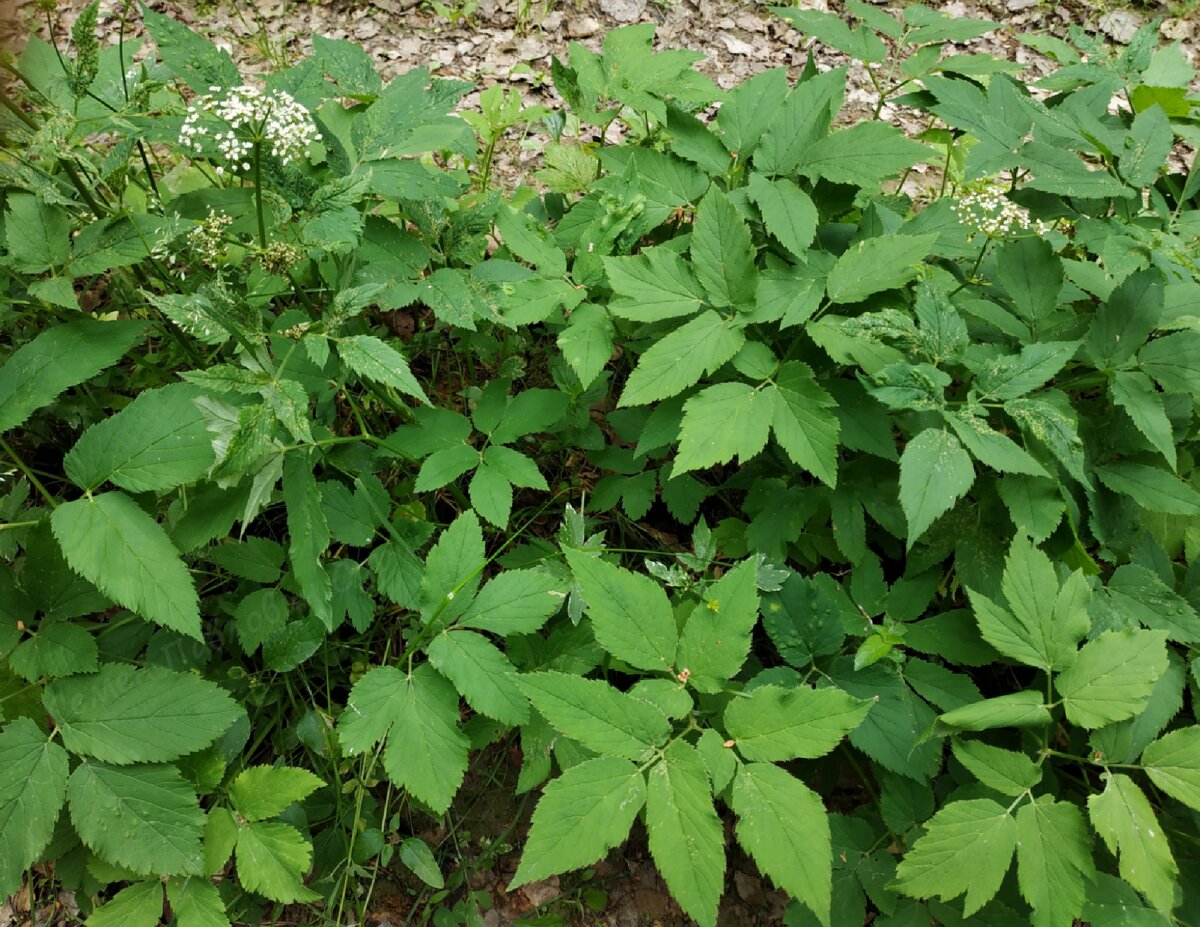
[1, 2, 1200, 925]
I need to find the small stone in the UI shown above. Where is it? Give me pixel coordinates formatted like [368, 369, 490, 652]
[1098, 10, 1141, 44]
[598, 0, 647, 24]
[721, 33, 758, 56]
[1006, 0, 1037, 11]
[355, 18, 380, 39]
[567, 15, 601, 37]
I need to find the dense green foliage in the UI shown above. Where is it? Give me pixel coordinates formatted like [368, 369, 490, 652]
[2, 2, 1200, 925]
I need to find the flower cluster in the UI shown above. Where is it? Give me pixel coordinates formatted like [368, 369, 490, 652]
[259, 241, 303, 276]
[187, 209, 233, 267]
[952, 185, 1050, 238]
[179, 85, 321, 174]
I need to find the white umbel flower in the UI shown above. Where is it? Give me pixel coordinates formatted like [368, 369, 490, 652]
[179, 84, 321, 172]
[952, 184, 1050, 238]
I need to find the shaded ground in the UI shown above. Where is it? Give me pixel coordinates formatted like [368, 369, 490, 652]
[1, 0, 1198, 924]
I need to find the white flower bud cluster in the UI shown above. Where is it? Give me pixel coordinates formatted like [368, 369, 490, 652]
[952, 186, 1050, 238]
[179, 84, 321, 175]
[186, 208, 233, 267]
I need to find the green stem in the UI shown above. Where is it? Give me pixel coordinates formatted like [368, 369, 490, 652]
[0, 436, 58, 509]
[253, 140, 268, 249]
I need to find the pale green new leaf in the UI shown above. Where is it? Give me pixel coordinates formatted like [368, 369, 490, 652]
[457, 569, 565, 635]
[826, 234, 937, 305]
[1056, 630, 1168, 728]
[1088, 773, 1178, 913]
[0, 320, 144, 434]
[603, 250, 708, 322]
[646, 741, 725, 927]
[167, 877, 231, 927]
[724, 685, 871, 762]
[690, 187, 757, 308]
[64, 384, 214, 492]
[511, 756, 646, 887]
[51, 492, 201, 640]
[676, 558, 760, 690]
[203, 809, 238, 877]
[618, 311, 745, 407]
[229, 766, 324, 822]
[563, 548, 677, 672]
[337, 335, 429, 403]
[1015, 796, 1094, 927]
[899, 429, 975, 548]
[68, 761, 205, 876]
[283, 455, 332, 628]
[427, 629, 528, 724]
[747, 174, 817, 258]
[381, 664, 470, 814]
[768, 361, 840, 487]
[85, 880, 163, 927]
[1141, 727, 1200, 812]
[732, 763, 831, 926]
[517, 671, 669, 759]
[936, 690, 1052, 731]
[0, 719, 69, 898]
[236, 821, 319, 903]
[43, 663, 239, 764]
[674, 382, 771, 474]
[893, 798, 1017, 915]
[951, 740, 1041, 796]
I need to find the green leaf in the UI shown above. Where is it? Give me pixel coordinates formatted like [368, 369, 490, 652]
[1015, 797, 1094, 927]
[602, 250, 707, 322]
[1104, 565, 1200, 643]
[966, 537, 1090, 672]
[43, 664, 238, 765]
[235, 821, 318, 903]
[337, 335, 429, 404]
[338, 666, 406, 754]
[716, 67, 789, 157]
[283, 454, 333, 628]
[676, 558, 760, 690]
[380, 664, 470, 814]
[1056, 630, 1169, 728]
[0, 719, 69, 898]
[0, 319, 145, 434]
[421, 510, 485, 626]
[64, 384, 215, 492]
[1006, 393, 1089, 486]
[760, 573, 848, 667]
[689, 188, 757, 309]
[646, 741, 725, 927]
[826, 234, 938, 305]
[427, 630, 528, 724]
[398, 837, 444, 889]
[1087, 773, 1178, 913]
[724, 685, 871, 762]
[997, 475, 1065, 543]
[1111, 371, 1175, 468]
[8, 620, 98, 682]
[1086, 268, 1163, 369]
[458, 569, 565, 636]
[893, 798, 1016, 915]
[946, 412, 1047, 476]
[496, 205, 566, 276]
[5, 193, 70, 273]
[1094, 461, 1200, 515]
[994, 237, 1062, 327]
[748, 174, 817, 258]
[511, 756, 646, 887]
[51, 492, 201, 640]
[1141, 727, 1200, 812]
[139, 1, 239, 91]
[558, 303, 614, 389]
[673, 382, 771, 474]
[86, 880, 163, 927]
[1020, 140, 1128, 198]
[618, 311, 745, 407]
[797, 122, 933, 187]
[768, 362, 840, 487]
[732, 763, 831, 926]
[234, 587, 288, 653]
[1139, 331, 1200, 398]
[755, 67, 846, 176]
[229, 766, 324, 822]
[414, 445, 478, 492]
[517, 671, 670, 759]
[563, 549, 677, 673]
[936, 690, 1052, 731]
[68, 760, 204, 876]
[468, 463, 512, 528]
[898, 429, 975, 548]
[167, 877, 231, 927]
[973, 341, 1079, 401]
[203, 808, 238, 876]
[950, 740, 1041, 796]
